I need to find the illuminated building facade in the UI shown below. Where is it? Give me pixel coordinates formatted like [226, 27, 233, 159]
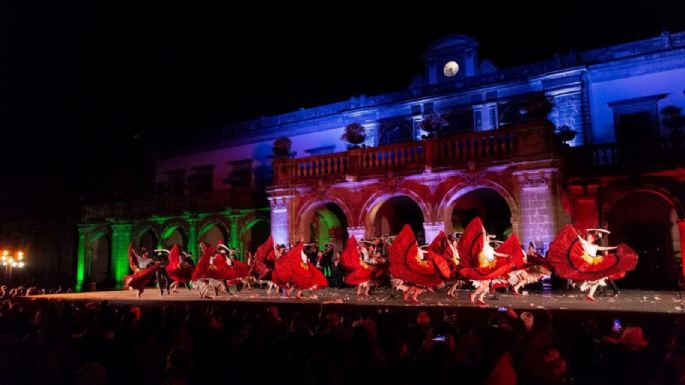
[79, 32, 685, 290]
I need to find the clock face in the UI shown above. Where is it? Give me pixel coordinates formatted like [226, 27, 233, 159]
[443, 60, 460, 77]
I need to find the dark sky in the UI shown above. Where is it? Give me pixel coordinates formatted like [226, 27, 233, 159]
[1, 0, 684, 202]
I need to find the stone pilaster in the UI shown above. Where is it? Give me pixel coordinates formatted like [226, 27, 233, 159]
[110, 222, 133, 288]
[423, 221, 449, 244]
[346, 226, 366, 241]
[268, 194, 293, 246]
[677, 219, 685, 283]
[185, 216, 199, 260]
[75, 225, 91, 292]
[514, 169, 558, 251]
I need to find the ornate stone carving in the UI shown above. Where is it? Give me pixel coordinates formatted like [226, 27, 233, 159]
[313, 179, 328, 200]
[384, 171, 399, 192]
[268, 195, 293, 211]
[514, 169, 555, 190]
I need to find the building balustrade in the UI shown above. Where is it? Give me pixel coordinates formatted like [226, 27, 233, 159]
[565, 134, 685, 175]
[82, 187, 266, 222]
[273, 121, 557, 185]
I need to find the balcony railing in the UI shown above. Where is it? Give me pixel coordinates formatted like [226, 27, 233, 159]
[565, 134, 685, 176]
[82, 187, 267, 222]
[273, 121, 557, 185]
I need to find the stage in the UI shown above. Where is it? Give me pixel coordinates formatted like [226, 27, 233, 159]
[22, 287, 685, 315]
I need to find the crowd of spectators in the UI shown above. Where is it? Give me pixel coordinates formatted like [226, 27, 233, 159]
[0, 289, 683, 385]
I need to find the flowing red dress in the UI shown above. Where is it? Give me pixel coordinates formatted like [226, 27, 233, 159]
[548, 225, 637, 281]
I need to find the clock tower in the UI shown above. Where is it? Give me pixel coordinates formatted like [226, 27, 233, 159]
[423, 35, 480, 86]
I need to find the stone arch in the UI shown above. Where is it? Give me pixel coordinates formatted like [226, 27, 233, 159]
[198, 218, 230, 247]
[295, 197, 352, 247]
[437, 181, 520, 236]
[239, 216, 271, 253]
[601, 185, 683, 289]
[160, 220, 189, 249]
[132, 224, 160, 250]
[438, 181, 519, 222]
[360, 189, 431, 239]
[88, 231, 111, 285]
[601, 185, 684, 222]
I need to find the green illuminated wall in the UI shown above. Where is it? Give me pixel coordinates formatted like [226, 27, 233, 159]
[77, 208, 268, 289]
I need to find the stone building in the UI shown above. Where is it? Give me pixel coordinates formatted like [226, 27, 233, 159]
[79, 32, 685, 290]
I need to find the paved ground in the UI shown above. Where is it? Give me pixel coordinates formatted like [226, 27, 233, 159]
[25, 287, 685, 314]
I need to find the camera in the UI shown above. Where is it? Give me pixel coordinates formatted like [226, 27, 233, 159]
[612, 319, 622, 334]
[432, 335, 446, 342]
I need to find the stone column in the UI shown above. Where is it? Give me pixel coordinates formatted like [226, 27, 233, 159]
[229, 214, 240, 250]
[76, 225, 92, 292]
[423, 221, 449, 244]
[110, 222, 133, 288]
[268, 194, 293, 247]
[473, 102, 498, 132]
[514, 169, 558, 251]
[347, 226, 366, 241]
[678, 219, 685, 282]
[185, 216, 199, 260]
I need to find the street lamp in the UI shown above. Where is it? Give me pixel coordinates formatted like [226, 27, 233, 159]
[1, 249, 26, 281]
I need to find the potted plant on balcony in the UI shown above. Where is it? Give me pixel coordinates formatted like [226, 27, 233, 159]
[341, 122, 366, 148]
[556, 125, 577, 145]
[419, 113, 448, 139]
[272, 136, 293, 158]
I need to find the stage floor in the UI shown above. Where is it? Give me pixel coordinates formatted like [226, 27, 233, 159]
[25, 287, 685, 314]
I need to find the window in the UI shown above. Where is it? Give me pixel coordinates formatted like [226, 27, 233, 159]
[609, 94, 666, 143]
[186, 165, 214, 193]
[441, 107, 474, 134]
[166, 169, 186, 195]
[378, 120, 413, 146]
[227, 159, 253, 187]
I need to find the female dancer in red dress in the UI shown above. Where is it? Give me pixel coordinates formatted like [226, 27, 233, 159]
[341, 235, 377, 296]
[191, 244, 232, 299]
[548, 225, 637, 301]
[125, 245, 162, 298]
[165, 244, 195, 293]
[388, 224, 450, 303]
[507, 242, 552, 296]
[457, 218, 515, 306]
[273, 242, 328, 299]
[250, 235, 279, 294]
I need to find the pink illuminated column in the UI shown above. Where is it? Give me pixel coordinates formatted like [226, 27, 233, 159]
[268, 193, 293, 247]
[423, 222, 448, 244]
[678, 219, 685, 281]
[514, 169, 558, 251]
[347, 226, 366, 241]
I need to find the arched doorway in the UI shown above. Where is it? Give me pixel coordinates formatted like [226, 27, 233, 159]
[606, 191, 682, 290]
[308, 203, 349, 251]
[90, 234, 111, 286]
[451, 188, 512, 241]
[374, 196, 424, 243]
[135, 228, 159, 253]
[242, 219, 271, 254]
[199, 223, 229, 248]
[161, 226, 188, 250]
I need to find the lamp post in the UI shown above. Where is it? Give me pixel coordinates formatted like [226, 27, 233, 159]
[1, 250, 26, 281]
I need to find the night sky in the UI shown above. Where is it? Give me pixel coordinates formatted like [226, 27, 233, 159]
[1, 0, 684, 211]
